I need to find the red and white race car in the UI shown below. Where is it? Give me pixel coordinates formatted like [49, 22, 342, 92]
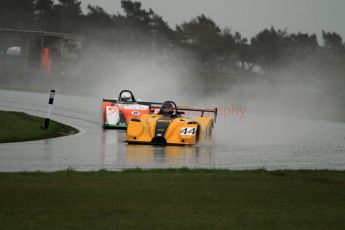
[101, 90, 161, 129]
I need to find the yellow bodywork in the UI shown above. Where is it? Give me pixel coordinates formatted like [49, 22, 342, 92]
[127, 114, 214, 145]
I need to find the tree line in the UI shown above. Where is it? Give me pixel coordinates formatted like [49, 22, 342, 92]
[1, 0, 345, 75]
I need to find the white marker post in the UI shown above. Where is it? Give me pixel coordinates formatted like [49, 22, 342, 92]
[42, 89, 55, 129]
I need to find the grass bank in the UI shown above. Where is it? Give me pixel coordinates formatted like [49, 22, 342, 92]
[0, 169, 344, 229]
[0, 110, 78, 143]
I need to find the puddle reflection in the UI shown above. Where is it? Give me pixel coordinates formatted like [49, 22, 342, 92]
[101, 129, 216, 168]
[125, 144, 215, 168]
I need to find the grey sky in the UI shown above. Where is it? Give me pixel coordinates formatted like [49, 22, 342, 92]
[80, 0, 345, 41]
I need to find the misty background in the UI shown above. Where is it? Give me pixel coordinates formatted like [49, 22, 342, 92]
[0, 0, 345, 124]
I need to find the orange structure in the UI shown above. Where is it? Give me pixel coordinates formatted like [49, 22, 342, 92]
[40, 47, 52, 73]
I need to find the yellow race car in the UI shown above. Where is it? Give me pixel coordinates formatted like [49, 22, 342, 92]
[127, 101, 217, 145]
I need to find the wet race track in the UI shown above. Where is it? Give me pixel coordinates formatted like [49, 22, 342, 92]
[1, 89, 345, 171]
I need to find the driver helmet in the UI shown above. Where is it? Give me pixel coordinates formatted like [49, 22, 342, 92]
[120, 92, 132, 102]
[161, 101, 175, 115]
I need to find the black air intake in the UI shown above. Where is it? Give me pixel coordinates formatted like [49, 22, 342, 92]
[151, 137, 167, 145]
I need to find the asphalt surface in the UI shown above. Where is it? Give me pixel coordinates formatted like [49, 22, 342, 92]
[1, 89, 345, 171]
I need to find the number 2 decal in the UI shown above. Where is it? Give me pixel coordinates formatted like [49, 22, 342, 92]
[180, 127, 197, 136]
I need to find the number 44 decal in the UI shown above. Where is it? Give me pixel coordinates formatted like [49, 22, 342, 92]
[180, 127, 197, 136]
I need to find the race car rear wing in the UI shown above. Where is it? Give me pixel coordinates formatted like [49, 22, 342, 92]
[102, 98, 117, 103]
[178, 107, 218, 123]
[102, 99, 162, 106]
[149, 105, 218, 123]
[137, 101, 163, 106]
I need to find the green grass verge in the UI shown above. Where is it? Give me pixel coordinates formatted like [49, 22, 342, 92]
[0, 110, 78, 143]
[0, 169, 344, 229]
